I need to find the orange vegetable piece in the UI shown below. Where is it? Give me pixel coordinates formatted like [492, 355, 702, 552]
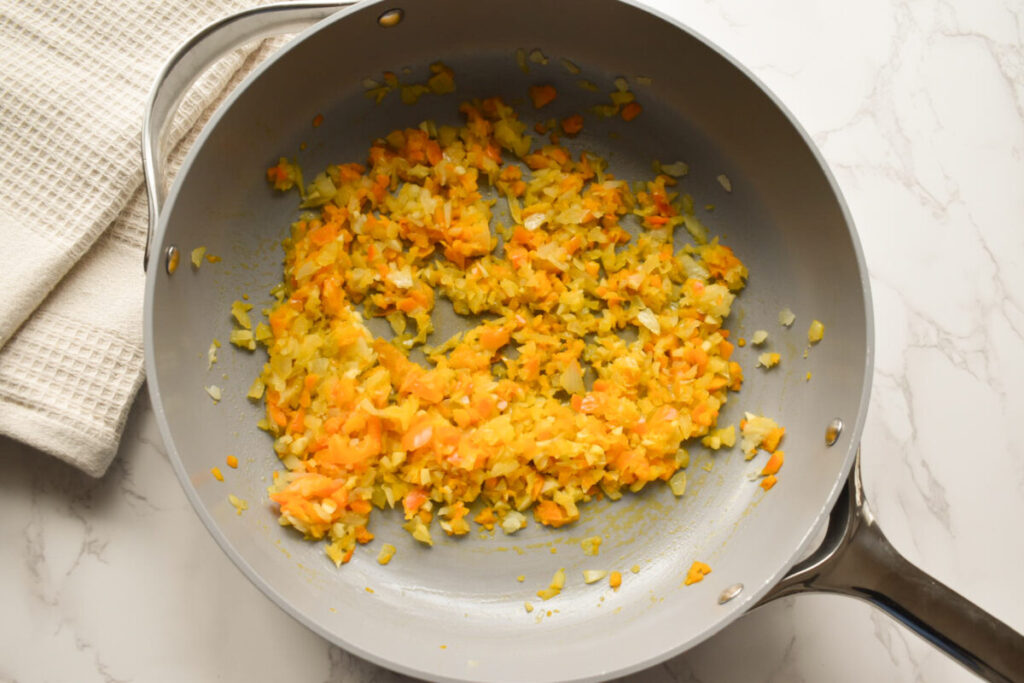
[474, 507, 497, 530]
[684, 561, 711, 585]
[609, 571, 622, 590]
[403, 488, 429, 517]
[479, 326, 510, 351]
[210, 467, 224, 482]
[226, 455, 238, 469]
[762, 427, 785, 453]
[621, 102, 643, 121]
[535, 500, 574, 527]
[560, 114, 583, 135]
[760, 475, 778, 491]
[312, 113, 324, 128]
[349, 499, 373, 515]
[760, 451, 784, 476]
[402, 416, 435, 452]
[529, 84, 558, 109]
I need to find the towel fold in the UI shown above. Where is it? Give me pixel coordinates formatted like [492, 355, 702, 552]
[0, 1, 281, 475]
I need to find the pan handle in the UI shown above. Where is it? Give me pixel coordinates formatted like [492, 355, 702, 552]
[759, 454, 1024, 682]
[141, 1, 353, 271]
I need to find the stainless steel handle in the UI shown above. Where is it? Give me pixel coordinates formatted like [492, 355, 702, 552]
[141, 1, 353, 271]
[760, 455, 1024, 682]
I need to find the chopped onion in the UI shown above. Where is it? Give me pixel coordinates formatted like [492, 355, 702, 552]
[660, 161, 689, 177]
[207, 339, 220, 369]
[386, 266, 414, 289]
[501, 510, 526, 535]
[559, 360, 585, 395]
[228, 494, 248, 515]
[808, 319, 825, 343]
[668, 470, 687, 496]
[636, 308, 661, 334]
[524, 212, 546, 230]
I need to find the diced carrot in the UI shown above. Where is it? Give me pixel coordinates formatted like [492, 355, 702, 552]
[479, 326, 510, 351]
[529, 84, 558, 109]
[350, 499, 373, 515]
[210, 467, 224, 482]
[560, 114, 583, 135]
[312, 113, 324, 128]
[760, 475, 778, 491]
[760, 451, 784, 476]
[762, 427, 785, 453]
[287, 408, 306, 434]
[684, 561, 711, 585]
[621, 102, 643, 121]
[535, 500, 572, 527]
[403, 416, 435, 452]
[267, 402, 288, 428]
[609, 571, 622, 589]
[403, 489, 429, 517]
[226, 455, 238, 469]
[474, 506, 497, 530]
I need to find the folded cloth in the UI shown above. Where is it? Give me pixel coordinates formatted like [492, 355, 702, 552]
[0, 2, 280, 476]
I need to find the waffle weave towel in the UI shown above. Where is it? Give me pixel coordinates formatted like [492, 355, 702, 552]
[0, 1, 276, 476]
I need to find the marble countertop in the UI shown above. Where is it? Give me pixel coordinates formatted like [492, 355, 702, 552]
[3, 0, 1023, 681]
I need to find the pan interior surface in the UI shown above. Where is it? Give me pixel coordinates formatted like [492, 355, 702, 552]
[145, 1, 871, 681]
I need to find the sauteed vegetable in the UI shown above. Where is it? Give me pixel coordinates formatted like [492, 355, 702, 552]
[250, 95, 752, 566]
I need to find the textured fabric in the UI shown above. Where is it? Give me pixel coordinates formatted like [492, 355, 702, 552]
[0, 1, 282, 476]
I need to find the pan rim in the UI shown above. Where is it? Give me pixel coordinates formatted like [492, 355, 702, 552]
[143, 0, 875, 680]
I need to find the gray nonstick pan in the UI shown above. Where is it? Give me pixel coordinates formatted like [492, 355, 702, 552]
[142, 1, 1024, 680]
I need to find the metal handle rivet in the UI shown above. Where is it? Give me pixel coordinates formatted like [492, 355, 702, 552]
[377, 9, 403, 27]
[825, 418, 843, 446]
[165, 245, 180, 275]
[718, 583, 743, 604]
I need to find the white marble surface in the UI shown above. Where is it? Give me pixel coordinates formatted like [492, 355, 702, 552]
[3, 0, 1024, 680]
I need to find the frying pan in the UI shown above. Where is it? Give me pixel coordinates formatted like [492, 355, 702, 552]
[141, 1, 1024, 680]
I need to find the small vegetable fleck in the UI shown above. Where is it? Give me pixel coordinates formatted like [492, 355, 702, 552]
[808, 319, 825, 343]
[684, 561, 711, 585]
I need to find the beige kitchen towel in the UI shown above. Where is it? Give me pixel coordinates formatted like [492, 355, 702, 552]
[0, 2, 282, 476]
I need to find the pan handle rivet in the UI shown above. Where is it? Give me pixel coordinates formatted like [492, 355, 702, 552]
[377, 9, 403, 27]
[165, 245, 180, 275]
[718, 583, 743, 604]
[825, 418, 844, 447]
